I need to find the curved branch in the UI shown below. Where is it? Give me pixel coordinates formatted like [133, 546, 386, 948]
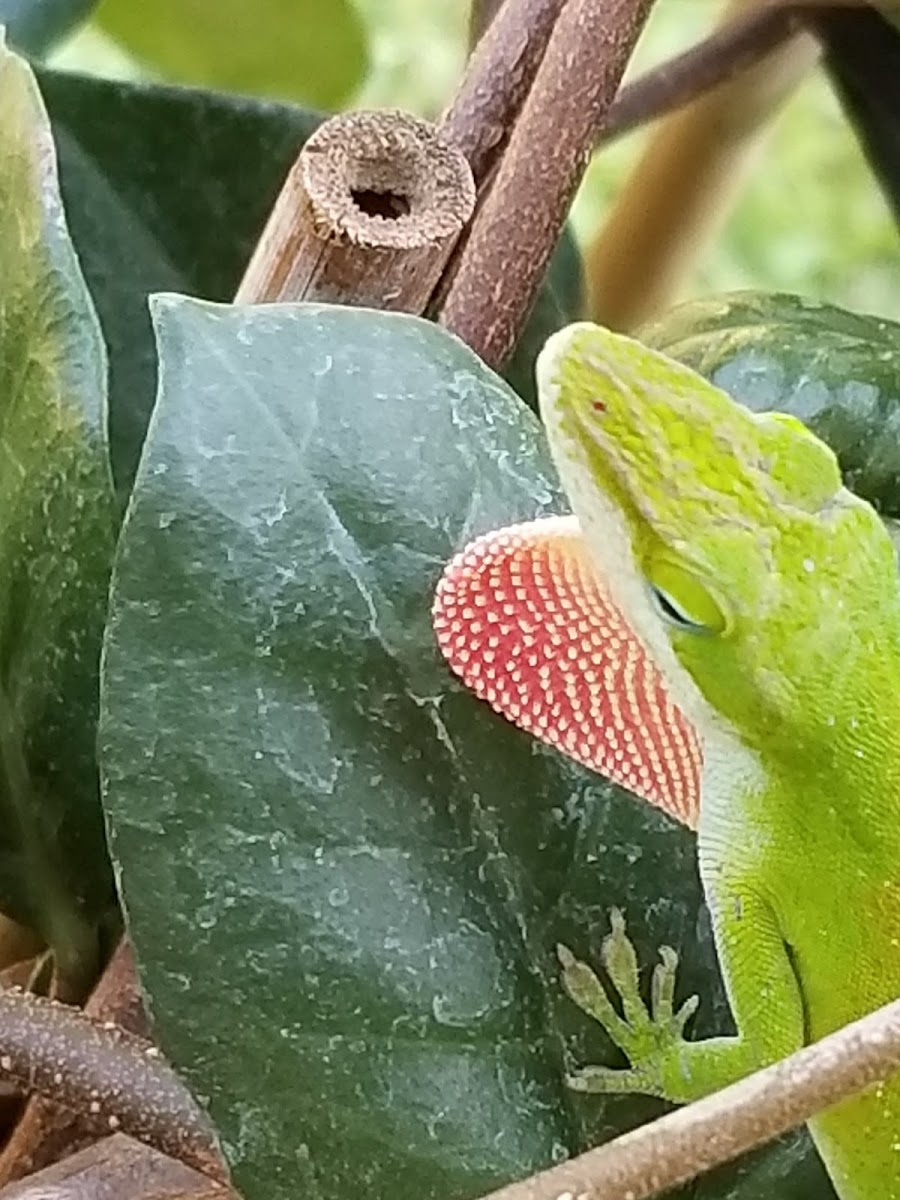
[438, 0, 656, 366]
[473, 997, 900, 1200]
[599, 4, 803, 146]
[0, 986, 225, 1182]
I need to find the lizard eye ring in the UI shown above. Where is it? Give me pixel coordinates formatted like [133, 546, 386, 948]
[644, 557, 727, 634]
[648, 583, 708, 632]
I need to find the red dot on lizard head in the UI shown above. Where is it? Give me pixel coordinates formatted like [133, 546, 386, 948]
[592, 401, 605, 412]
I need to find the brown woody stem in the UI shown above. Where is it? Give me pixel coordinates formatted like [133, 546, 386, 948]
[0, 1134, 238, 1200]
[600, 4, 803, 146]
[471, 997, 900, 1200]
[236, 110, 474, 309]
[430, 0, 569, 317]
[443, 0, 567, 190]
[598, 0, 873, 151]
[437, 0, 655, 368]
[467, 0, 507, 50]
[0, 939, 156, 1185]
[0, 988, 223, 1181]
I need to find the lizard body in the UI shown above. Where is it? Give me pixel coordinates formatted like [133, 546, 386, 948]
[432, 322, 900, 1197]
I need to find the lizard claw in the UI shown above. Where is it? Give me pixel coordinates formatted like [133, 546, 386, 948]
[558, 910, 700, 1099]
[565, 1065, 656, 1094]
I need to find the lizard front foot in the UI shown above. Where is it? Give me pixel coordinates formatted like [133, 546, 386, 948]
[558, 908, 699, 1097]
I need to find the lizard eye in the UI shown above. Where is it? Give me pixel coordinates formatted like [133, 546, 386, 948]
[649, 584, 705, 631]
[645, 558, 726, 635]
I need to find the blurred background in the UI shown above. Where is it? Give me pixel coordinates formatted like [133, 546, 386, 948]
[52, 0, 900, 321]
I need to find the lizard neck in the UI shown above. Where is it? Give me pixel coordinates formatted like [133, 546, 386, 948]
[699, 619, 900, 859]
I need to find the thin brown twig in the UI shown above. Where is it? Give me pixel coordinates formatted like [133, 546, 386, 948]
[0, 987, 224, 1181]
[471, 997, 900, 1200]
[440, 0, 567, 191]
[468, 0, 508, 51]
[0, 1133, 240, 1200]
[431, 0, 569, 317]
[599, 0, 876, 148]
[0, 938, 154, 1184]
[438, 0, 656, 367]
[600, 4, 802, 146]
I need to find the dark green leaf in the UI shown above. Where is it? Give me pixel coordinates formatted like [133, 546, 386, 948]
[0, 37, 116, 990]
[36, 67, 322, 499]
[644, 290, 900, 516]
[93, 0, 367, 108]
[0, 0, 95, 56]
[99, 299, 830, 1199]
[37, 66, 581, 504]
[812, 6, 900, 227]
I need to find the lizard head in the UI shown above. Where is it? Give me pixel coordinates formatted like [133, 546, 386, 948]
[433, 321, 900, 828]
[535, 321, 900, 766]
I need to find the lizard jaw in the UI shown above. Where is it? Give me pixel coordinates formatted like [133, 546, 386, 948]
[432, 514, 702, 828]
[531, 323, 767, 826]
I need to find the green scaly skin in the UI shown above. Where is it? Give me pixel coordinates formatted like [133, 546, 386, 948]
[536, 322, 900, 1199]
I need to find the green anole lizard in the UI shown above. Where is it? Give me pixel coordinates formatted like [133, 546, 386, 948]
[432, 322, 900, 1199]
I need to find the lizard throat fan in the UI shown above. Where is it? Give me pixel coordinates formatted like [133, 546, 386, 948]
[432, 514, 701, 828]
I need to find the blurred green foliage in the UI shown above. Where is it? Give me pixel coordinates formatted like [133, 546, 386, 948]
[575, 1, 900, 321]
[50, 0, 899, 319]
[355, 0, 900, 323]
[91, 0, 367, 107]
